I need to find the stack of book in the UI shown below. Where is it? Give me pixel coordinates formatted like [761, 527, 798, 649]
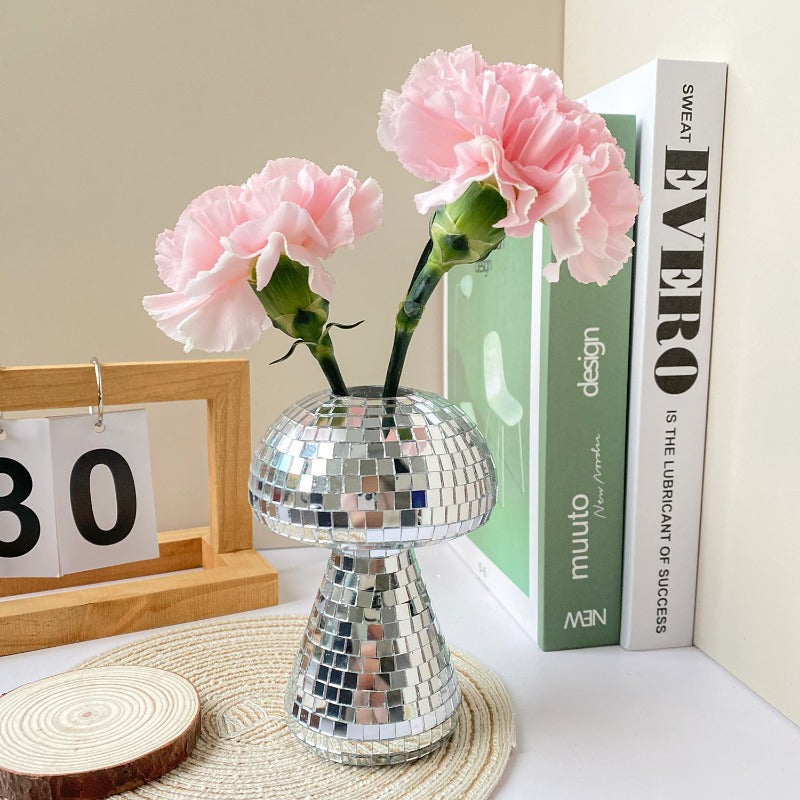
[445, 59, 727, 651]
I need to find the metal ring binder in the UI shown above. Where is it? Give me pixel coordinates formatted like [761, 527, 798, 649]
[89, 357, 105, 433]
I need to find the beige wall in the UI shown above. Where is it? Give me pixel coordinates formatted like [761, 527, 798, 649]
[6, 0, 796, 726]
[565, 0, 800, 724]
[0, 1, 564, 546]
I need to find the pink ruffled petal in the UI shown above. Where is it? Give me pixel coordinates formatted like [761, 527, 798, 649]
[253, 233, 324, 292]
[500, 164, 584, 238]
[222, 217, 273, 259]
[477, 72, 510, 142]
[507, 107, 581, 175]
[283, 242, 324, 276]
[143, 289, 197, 324]
[414, 177, 475, 215]
[390, 99, 469, 181]
[180, 281, 270, 352]
[254, 234, 284, 291]
[565, 248, 625, 286]
[604, 230, 635, 264]
[143, 278, 269, 353]
[542, 260, 562, 283]
[308, 264, 336, 300]
[349, 178, 384, 237]
[500, 186, 538, 232]
[179, 214, 227, 281]
[248, 176, 307, 213]
[184, 251, 251, 297]
[538, 166, 592, 260]
[154, 229, 182, 291]
[585, 149, 642, 228]
[178, 193, 255, 284]
[576, 205, 609, 255]
[377, 90, 402, 153]
[331, 165, 358, 182]
[306, 178, 357, 251]
[246, 157, 326, 191]
[453, 136, 503, 180]
[271, 201, 331, 256]
[414, 136, 498, 214]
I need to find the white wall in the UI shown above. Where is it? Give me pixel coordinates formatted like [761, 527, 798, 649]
[565, 0, 800, 725]
[0, 1, 564, 546]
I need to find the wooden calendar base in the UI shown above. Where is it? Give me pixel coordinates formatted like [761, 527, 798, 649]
[0, 527, 278, 656]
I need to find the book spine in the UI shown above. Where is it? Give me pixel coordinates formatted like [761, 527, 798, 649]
[537, 114, 636, 651]
[621, 62, 727, 649]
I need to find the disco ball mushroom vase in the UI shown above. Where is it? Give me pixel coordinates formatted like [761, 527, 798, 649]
[249, 386, 497, 765]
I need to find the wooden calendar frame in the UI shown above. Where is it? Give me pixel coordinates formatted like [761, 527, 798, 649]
[0, 359, 278, 655]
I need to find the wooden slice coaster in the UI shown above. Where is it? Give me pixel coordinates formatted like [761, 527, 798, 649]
[0, 665, 200, 800]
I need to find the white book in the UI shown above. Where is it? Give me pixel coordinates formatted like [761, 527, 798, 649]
[584, 59, 727, 649]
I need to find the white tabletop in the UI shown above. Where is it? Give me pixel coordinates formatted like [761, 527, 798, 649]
[2, 545, 799, 799]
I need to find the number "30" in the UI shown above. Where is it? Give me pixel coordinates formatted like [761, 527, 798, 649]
[0, 449, 137, 558]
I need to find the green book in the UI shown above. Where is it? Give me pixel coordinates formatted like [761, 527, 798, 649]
[447, 114, 636, 650]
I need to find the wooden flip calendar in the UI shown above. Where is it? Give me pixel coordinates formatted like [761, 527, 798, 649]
[0, 359, 278, 656]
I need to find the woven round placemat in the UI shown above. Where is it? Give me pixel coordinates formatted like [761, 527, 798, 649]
[75, 615, 513, 800]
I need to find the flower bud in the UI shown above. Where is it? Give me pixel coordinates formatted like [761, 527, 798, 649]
[253, 255, 329, 344]
[429, 181, 507, 269]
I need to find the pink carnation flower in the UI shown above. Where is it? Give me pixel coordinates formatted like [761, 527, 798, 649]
[143, 159, 383, 352]
[227, 158, 383, 299]
[378, 45, 641, 285]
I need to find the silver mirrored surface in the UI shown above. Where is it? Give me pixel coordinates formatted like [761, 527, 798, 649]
[286, 548, 460, 765]
[250, 387, 496, 764]
[249, 386, 497, 550]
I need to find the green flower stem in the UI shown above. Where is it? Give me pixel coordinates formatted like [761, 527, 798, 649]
[406, 238, 433, 294]
[382, 181, 509, 398]
[381, 237, 435, 398]
[382, 257, 446, 398]
[312, 332, 348, 396]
